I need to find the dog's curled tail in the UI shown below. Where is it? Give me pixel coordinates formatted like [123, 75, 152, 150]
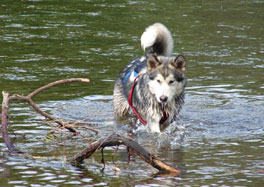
[141, 23, 174, 56]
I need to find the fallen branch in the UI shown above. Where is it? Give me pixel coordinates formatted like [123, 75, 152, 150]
[8, 78, 92, 133]
[1, 91, 21, 153]
[72, 133, 182, 175]
[1, 78, 96, 153]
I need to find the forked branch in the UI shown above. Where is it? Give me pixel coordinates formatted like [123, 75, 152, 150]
[1, 78, 95, 153]
[72, 133, 182, 175]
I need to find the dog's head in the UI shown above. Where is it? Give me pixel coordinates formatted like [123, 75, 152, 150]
[147, 54, 186, 104]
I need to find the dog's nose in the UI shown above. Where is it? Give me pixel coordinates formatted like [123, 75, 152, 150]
[159, 96, 168, 103]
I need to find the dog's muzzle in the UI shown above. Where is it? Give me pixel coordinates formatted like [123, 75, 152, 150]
[159, 95, 168, 103]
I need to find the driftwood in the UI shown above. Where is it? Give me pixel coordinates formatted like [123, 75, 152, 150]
[72, 133, 182, 175]
[1, 78, 97, 153]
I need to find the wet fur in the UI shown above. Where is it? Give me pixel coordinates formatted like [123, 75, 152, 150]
[113, 23, 186, 132]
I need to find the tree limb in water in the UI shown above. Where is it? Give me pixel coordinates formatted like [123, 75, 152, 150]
[1, 78, 97, 153]
[72, 133, 182, 175]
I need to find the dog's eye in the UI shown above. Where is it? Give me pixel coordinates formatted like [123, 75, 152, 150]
[157, 79, 161, 83]
[149, 76, 154, 80]
[176, 77, 184, 82]
[169, 80, 175, 84]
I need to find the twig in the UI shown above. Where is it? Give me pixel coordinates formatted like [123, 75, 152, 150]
[101, 148, 105, 171]
[72, 133, 182, 174]
[112, 145, 119, 165]
[74, 126, 98, 134]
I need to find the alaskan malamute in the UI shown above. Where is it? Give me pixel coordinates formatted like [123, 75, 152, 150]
[113, 23, 186, 133]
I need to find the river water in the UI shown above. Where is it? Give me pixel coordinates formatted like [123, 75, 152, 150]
[0, 0, 263, 186]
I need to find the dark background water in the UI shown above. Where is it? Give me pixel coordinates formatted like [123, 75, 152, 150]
[0, 0, 263, 186]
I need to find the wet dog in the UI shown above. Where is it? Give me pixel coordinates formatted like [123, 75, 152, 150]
[113, 23, 186, 132]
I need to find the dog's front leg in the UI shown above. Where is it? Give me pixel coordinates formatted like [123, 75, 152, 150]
[147, 115, 161, 133]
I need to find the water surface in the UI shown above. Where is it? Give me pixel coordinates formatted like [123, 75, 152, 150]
[0, 0, 263, 186]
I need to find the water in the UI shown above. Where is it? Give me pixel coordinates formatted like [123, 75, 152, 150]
[0, 0, 263, 186]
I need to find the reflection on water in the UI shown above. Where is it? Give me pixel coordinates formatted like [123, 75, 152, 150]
[0, 0, 264, 186]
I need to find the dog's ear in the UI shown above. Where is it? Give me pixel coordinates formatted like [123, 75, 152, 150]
[171, 55, 186, 72]
[147, 54, 161, 71]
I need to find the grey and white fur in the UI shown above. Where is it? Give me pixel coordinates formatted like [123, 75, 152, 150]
[113, 23, 187, 133]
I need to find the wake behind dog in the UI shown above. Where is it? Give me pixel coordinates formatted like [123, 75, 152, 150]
[114, 23, 186, 133]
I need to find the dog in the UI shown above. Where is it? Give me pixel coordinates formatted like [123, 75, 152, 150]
[113, 23, 186, 133]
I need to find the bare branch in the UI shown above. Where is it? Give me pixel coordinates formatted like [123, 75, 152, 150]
[28, 78, 90, 98]
[1, 78, 93, 153]
[72, 133, 182, 175]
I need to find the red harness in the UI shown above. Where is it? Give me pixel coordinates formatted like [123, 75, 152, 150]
[128, 74, 168, 125]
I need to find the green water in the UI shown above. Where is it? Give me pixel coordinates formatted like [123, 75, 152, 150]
[1, 0, 263, 186]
